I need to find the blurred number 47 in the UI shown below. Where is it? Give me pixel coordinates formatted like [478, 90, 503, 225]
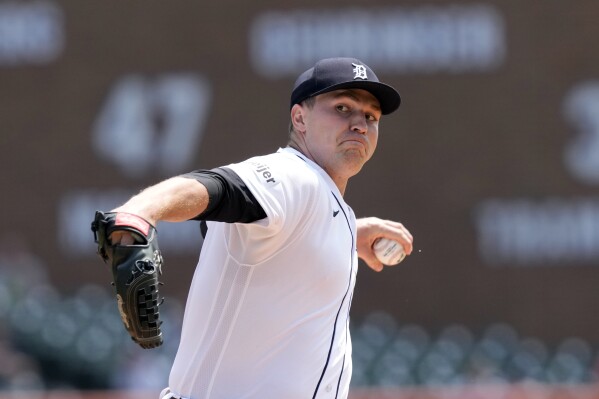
[92, 74, 211, 179]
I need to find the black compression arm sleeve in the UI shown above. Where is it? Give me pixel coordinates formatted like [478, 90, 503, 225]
[180, 167, 267, 223]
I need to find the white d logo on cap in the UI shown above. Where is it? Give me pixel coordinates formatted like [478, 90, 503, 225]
[352, 63, 368, 80]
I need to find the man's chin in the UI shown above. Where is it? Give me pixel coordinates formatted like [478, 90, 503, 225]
[341, 150, 368, 173]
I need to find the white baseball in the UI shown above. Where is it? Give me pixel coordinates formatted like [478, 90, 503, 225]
[372, 238, 406, 265]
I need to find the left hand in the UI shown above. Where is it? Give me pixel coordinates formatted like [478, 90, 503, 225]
[356, 217, 413, 272]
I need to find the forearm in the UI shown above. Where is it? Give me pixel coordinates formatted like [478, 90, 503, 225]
[113, 177, 209, 225]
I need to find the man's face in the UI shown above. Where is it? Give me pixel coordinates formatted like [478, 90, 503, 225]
[300, 88, 382, 182]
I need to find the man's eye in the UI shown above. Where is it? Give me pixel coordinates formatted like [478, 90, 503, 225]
[336, 105, 349, 112]
[366, 114, 378, 122]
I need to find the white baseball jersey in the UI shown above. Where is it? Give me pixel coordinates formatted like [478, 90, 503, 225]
[167, 147, 358, 399]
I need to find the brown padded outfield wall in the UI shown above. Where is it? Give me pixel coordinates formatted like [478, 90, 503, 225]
[1, 0, 599, 345]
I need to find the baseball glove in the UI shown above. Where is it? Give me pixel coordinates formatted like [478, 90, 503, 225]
[91, 211, 164, 349]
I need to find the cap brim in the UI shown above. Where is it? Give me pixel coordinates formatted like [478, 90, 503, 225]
[311, 80, 401, 115]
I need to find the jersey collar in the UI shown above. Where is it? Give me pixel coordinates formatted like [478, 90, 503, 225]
[278, 147, 345, 200]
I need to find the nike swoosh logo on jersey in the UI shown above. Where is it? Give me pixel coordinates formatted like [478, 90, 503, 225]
[333, 210, 340, 217]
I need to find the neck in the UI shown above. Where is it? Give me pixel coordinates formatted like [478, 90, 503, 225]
[286, 140, 348, 196]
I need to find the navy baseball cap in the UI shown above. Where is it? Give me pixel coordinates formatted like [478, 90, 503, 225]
[290, 57, 401, 115]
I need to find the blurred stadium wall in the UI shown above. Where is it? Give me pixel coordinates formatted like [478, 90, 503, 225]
[2, 0, 599, 396]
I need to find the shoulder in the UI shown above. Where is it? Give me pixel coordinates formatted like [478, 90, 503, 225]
[224, 151, 323, 235]
[230, 151, 320, 189]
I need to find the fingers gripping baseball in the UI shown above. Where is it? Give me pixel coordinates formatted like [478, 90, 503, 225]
[356, 217, 413, 272]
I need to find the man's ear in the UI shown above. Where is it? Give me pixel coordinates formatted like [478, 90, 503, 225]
[290, 104, 306, 134]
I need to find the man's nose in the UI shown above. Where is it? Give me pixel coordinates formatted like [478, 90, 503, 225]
[350, 113, 368, 134]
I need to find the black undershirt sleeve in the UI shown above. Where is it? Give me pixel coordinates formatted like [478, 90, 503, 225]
[180, 167, 267, 224]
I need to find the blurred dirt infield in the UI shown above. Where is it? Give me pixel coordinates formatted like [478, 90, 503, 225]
[3, 384, 599, 399]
